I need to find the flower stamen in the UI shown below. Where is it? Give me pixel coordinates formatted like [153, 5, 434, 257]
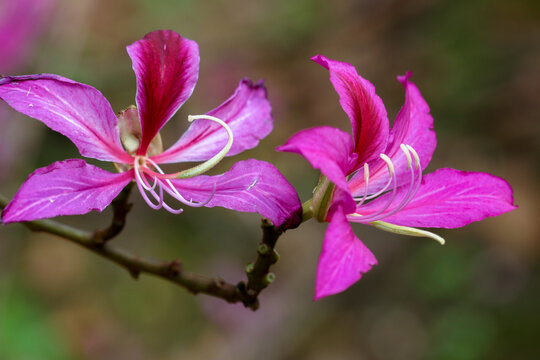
[354, 163, 370, 207]
[351, 144, 422, 223]
[133, 154, 217, 214]
[175, 114, 234, 179]
[351, 153, 398, 222]
[144, 157, 215, 207]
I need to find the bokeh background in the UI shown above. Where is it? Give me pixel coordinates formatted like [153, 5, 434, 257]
[0, 0, 539, 359]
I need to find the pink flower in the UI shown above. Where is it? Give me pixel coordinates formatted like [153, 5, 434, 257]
[0, 30, 300, 226]
[277, 55, 516, 300]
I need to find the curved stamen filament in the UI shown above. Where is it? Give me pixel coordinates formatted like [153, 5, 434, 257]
[365, 145, 418, 221]
[353, 168, 392, 202]
[370, 220, 445, 245]
[135, 170, 163, 210]
[400, 144, 413, 170]
[144, 157, 215, 208]
[132, 114, 230, 214]
[175, 114, 234, 179]
[352, 153, 398, 222]
[134, 157, 158, 191]
[139, 173, 184, 214]
[386, 144, 422, 215]
[354, 163, 370, 207]
[353, 144, 422, 223]
[142, 115, 234, 181]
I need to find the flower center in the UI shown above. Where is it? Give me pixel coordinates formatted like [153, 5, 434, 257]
[347, 144, 446, 245]
[351, 143, 422, 223]
[132, 114, 233, 214]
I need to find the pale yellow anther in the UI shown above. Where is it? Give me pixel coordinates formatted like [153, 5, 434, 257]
[379, 154, 395, 176]
[400, 144, 412, 170]
[406, 145, 421, 170]
[363, 163, 370, 183]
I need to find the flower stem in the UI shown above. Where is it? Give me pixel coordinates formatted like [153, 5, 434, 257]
[0, 193, 253, 305]
[243, 219, 283, 309]
[93, 182, 134, 244]
[301, 199, 313, 223]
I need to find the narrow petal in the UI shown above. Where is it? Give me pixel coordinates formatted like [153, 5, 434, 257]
[315, 205, 377, 300]
[169, 160, 302, 227]
[0, 74, 131, 163]
[312, 54, 389, 165]
[355, 168, 516, 228]
[126, 30, 199, 155]
[276, 126, 356, 194]
[152, 79, 272, 163]
[349, 73, 437, 195]
[2, 160, 133, 223]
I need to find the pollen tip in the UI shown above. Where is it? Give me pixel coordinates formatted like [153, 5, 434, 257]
[363, 163, 369, 182]
[400, 144, 412, 170]
[379, 153, 395, 175]
[406, 145, 421, 170]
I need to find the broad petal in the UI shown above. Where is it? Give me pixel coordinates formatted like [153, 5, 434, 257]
[2, 159, 133, 223]
[152, 79, 272, 163]
[0, 74, 130, 163]
[349, 73, 437, 196]
[127, 30, 199, 155]
[169, 159, 301, 227]
[355, 168, 516, 228]
[312, 55, 389, 166]
[315, 205, 377, 300]
[276, 126, 356, 194]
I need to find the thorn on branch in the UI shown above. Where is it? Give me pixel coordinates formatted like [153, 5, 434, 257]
[166, 259, 182, 277]
[128, 267, 140, 279]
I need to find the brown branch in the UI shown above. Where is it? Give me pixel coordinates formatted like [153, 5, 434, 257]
[0, 193, 253, 305]
[241, 206, 303, 309]
[92, 182, 134, 244]
[241, 219, 282, 309]
[0, 192, 306, 309]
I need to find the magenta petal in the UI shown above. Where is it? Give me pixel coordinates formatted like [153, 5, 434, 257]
[390, 73, 437, 167]
[349, 72, 437, 195]
[2, 160, 133, 223]
[276, 126, 356, 194]
[169, 160, 301, 227]
[358, 168, 517, 228]
[312, 54, 389, 165]
[315, 205, 377, 300]
[0, 75, 131, 163]
[152, 79, 272, 164]
[127, 30, 199, 155]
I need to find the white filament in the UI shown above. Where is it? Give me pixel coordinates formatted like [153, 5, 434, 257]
[352, 144, 423, 223]
[133, 155, 216, 214]
[175, 114, 234, 179]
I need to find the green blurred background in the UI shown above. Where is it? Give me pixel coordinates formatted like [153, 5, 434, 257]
[0, 0, 539, 359]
